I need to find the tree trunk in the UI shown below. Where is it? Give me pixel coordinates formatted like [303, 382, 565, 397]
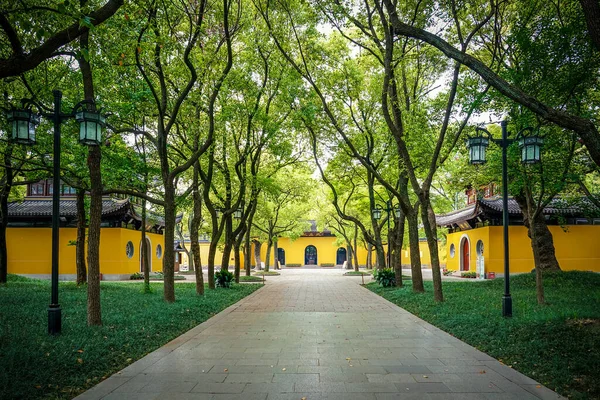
[75, 189, 86, 285]
[392, 212, 405, 287]
[346, 244, 353, 270]
[162, 184, 176, 302]
[234, 242, 241, 283]
[86, 145, 102, 325]
[244, 229, 252, 276]
[253, 239, 262, 270]
[207, 237, 218, 289]
[580, 0, 600, 52]
[0, 190, 8, 284]
[141, 197, 150, 293]
[221, 215, 233, 271]
[80, 23, 102, 325]
[353, 227, 359, 270]
[421, 200, 443, 301]
[406, 208, 425, 293]
[265, 239, 272, 272]
[273, 237, 279, 270]
[366, 244, 372, 269]
[190, 162, 204, 295]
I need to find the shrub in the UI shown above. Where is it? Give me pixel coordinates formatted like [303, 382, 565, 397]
[443, 269, 455, 276]
[130, 272, 143, 280]
[320, 263, 335, 267]
[215, 269, 234, 288]
[461, 271, 476, 278]
[286, 263, 302, 268]
[373, 268, 396, 287]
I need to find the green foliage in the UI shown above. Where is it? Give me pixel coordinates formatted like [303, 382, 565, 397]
[461, 271, 477, 278]
[285, 263, 302, 268]
[443, 269, 455, 276]
[214, 269, 234, 288]
[320, 263, 335, 267]
[373, 268, 396, 287]
[344, 271, 370, 276]
[367, 272, 600, 399]
[238, 275, 264, 282]
[0, 275, 261, 399]
[130, 272, 143, 280]
[253, 271, 280, 276]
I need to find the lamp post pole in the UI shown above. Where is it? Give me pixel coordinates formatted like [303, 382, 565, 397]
[48, 90, 63, 334]
[500, 120, 512, 317]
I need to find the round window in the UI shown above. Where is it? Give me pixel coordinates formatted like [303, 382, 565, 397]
[156, 244, 163, 259]
[126, 241, 134, 258]
[449, 243, 456, 258]
[476, 240, 484, 256]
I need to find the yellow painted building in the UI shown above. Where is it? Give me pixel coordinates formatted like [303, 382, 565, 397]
[7, 180, 168, 280]
[438, 196, 600, 276]
[8, 227, 165, 280]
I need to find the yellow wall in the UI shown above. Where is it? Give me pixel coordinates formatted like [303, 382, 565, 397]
[445, 225, 600, 274]
[180, 243, 245, 269]
[258, 237, 369, 266]
[7, 227, 164, 278]
[400, 240, 447, 268]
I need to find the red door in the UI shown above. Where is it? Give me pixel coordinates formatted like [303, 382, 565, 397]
[462, 240, 470, 271]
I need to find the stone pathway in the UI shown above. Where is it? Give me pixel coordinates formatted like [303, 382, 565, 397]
[76, 269, 563, 400]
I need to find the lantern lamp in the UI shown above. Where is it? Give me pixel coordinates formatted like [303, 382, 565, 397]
[372, 206, 382, 220]
[518, 136, 543, 164]
[234, 207, 243, 219]
[395, 207, 401, 219]
[7, 109, 39, 145]
[75, 110, 105, 145]
[466, 135, 489, 165]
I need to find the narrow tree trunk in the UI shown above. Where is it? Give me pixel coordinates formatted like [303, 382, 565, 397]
[244, 229, 252, 276]
[253, 239, 262, 270]
[162, 185, 176, 302]
[346, 244, 353, 270]
[393, 212, 405, 287]
[0, 190, 8, 284]
[207, 238, 218, 289]
[353, 228, 359, 270]
[265, 240, 272, 272]
[190, 164, 204, 295]
[221, 215, 233, 271]
[86, 145, 102, 325]
[75, 189, 87, 285]
[273, 237, 279, 270]
[234, 242, 241, 282]
[406, 208, 425, 293]
[141, 197, 150, 293]
[421, 201, 443, 301]
[366, 244, 372, 269]
[80, 23, 102, 325]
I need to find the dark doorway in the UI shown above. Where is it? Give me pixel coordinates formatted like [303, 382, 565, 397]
[304, 245, 317, 265]
[461, 238, 470, 271]
[277, 248, 286, 266]
[336, 247, 347, 265]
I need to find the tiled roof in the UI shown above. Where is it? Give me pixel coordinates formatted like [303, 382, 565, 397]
[7, 198, 130, 218]
[435, 204, 480, 226]
[436, 196, 597, 227]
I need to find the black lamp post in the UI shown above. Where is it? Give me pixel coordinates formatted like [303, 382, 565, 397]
[466, 120, 541, 317]
[6, 90, 105, 334]
[372, 201, 401, 267]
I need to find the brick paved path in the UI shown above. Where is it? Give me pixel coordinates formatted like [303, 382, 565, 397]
[76, 270, 563, 400]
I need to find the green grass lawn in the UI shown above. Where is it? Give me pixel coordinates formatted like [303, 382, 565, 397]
[0, 275, 262, 400]
[344, 270, 372, 276]
[367, 271, 600, 400]
[253, 270, 280, 276]
[239, 275, 265, 282]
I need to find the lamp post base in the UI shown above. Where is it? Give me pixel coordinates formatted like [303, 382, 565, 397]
[502, 295, 512, 317]
[48, 304, 62, 335]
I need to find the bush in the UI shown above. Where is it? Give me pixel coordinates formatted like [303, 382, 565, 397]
[373, 268, 396, 287]
[286, 263, 302, 268]
[443, 269, 455, 276]
[461, 271, 476, 278]
[320, 263, 335, 267]
[130, 272, 143, 280]
[215, 269, 234, 288]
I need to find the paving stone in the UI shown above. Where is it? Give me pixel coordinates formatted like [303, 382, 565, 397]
[74, 270, 563, 400]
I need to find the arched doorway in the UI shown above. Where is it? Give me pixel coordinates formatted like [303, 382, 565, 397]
[460, 235, 470, 271]
[336, 248, 347, 265]
[304, 245, 317, 265]
[277, 248, 286, 266]
[139, 237, 152, 273]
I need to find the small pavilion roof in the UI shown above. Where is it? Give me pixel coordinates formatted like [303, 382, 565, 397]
[7, 198, 131, 218]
